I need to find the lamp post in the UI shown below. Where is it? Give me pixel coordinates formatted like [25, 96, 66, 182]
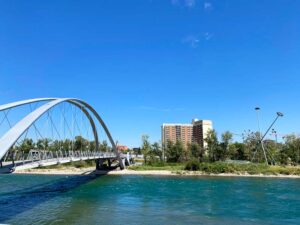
[260, 112, 284, 141]
[254, 107, 268, 164]
[272, 128, 278, 148]
[252, 108, 284, 164]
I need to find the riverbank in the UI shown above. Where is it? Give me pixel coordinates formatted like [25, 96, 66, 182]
[14, 167, 300, 178]
[107, 169, 300, 178]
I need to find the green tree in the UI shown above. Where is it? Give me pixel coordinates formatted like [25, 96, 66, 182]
[263, 140, 277, 164]
[141, 135, 151, 164]
[74, 136, 88, 151]
[188, 142, 203, 161]
[36, 138, 51, 150]
[89, 140, 96, 151]
[219, 131, 233, 160]
[152, 142, 163, 161]
[166, 140, 184, 162]
[243, 131, 263, 162]
[19, 138, 35, 153]
[62, 139, 72, 151]
[100, 140, 109, 152]
[282, 135, 300, 165]
[228, 142, 249, 160]
[205, 129, 219, 162]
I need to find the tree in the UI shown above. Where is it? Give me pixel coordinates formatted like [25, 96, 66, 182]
[62, 139, 72, 151]
[205, 129, 219, 162]
[222, 131, 233, 147]
[36, 138, 51, 150]
[19, 138, 34, 153]
[228, 142, 249, 160]
[165, 140, 184, 162]
[152, 142, 163, 161]
[219, 131, 233, 160]
[74, 136, 88, 151]
[99, 140, 109, 152]
[89, 140, 96, 151]
[243, 131, 263, 162]
[188, 142, 203, 161]
[182, 143, 191, 161]
[141, 135, 151, 164]
[49, 140, 62, 152]
[282, 135, 300, 165]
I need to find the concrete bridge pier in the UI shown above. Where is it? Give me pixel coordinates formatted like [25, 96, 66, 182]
[95, 158, 113, 170]
[107, 159, 111, 168]
[96, 159, 104, 170]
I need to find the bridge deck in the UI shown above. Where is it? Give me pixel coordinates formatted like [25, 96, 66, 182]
[0, 152, 132, 173]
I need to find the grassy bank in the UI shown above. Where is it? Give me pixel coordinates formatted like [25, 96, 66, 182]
[129, 161, 300, 176]
[37, 159, 96, 170]
[129, 162, 184, 171]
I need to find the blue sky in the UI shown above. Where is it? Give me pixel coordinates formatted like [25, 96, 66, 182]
[0, 0, 299, 147]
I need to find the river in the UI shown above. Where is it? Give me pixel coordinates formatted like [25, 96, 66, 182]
[0, 174, 299, 224]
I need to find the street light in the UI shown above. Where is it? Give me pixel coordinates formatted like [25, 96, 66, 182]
[252, 109, 284, 164]
[254, 107, 268, 164]
[272, 129, 278, 152]
[272, 129, 278, 143]
[260, 112, 284, 141]
[277, 112, 284, 117]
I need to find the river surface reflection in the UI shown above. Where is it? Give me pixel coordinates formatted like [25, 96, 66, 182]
[0, 174, 300, 224]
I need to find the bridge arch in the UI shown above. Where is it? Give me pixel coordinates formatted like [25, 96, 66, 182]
[0, 98, 118, 163]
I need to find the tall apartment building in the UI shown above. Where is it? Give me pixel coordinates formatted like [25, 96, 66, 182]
[161, 119, 213, 148]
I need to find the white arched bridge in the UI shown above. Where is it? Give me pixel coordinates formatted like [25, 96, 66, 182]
[0, 98, 132, 173]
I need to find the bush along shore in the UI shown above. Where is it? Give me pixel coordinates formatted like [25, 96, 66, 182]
[129, 161, 300, 176]
[16, 160, 300, 177]
[185, 161, 300, 175]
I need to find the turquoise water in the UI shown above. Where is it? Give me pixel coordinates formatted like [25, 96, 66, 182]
[0, 174, 300, 225]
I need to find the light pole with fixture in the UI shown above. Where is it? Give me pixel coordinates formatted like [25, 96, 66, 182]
[253, 107, 268, 164]
[252, 109, 284, 164]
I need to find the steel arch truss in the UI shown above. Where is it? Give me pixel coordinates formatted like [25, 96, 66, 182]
[0, 98, 118, 161]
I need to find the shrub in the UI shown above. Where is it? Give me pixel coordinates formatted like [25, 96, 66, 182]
[73, 160, 87, 168]
[146, 161, 166, 167]
[185, 159, 200, 171]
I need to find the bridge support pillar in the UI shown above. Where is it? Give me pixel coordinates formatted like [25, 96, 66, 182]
[122, 158, 126, 168]
[96, 158, 114, 170]
[107, 159, 111, 168]
[96, 159, 104, 170]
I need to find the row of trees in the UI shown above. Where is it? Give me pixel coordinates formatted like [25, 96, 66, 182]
[12, 136, 111, 153]
[140, 130, 300, 166]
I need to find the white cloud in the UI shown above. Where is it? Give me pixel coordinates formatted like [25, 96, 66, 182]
[171, 0, 180, 5]
[171, 0, 196, 8]
[204, 2, 213, 11]
[182, 33, 213, 48]
[185, 0, 196, 8]
[204, 32, 213, 40]
[182, 35, 200, 48]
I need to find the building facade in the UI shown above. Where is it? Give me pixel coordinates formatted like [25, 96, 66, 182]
[116, 145, 129, 151]
[161, 119, 213, 148]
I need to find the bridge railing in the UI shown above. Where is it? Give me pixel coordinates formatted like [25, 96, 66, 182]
[2, 149, 117, 166]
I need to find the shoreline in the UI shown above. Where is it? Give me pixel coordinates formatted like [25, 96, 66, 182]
[13, 167, 300, 179]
